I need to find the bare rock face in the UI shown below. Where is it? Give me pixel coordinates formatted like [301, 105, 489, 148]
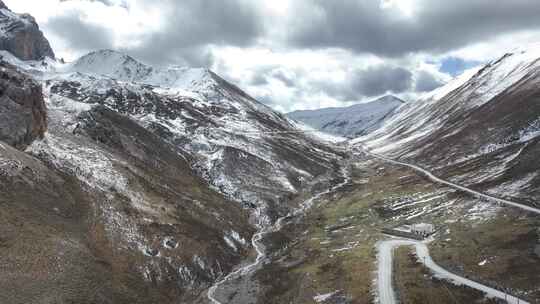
[0, 0, 55, 60]
[0, 60, 47, 149]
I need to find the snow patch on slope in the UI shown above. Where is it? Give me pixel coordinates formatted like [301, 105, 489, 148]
[487, 173, 538, 198]
[68, 49, 215, 93]
[292, 121, 347, 143]
[352, 67, 481, 152]
[289, 95, 404, 137]
[356, 45, 540, 160]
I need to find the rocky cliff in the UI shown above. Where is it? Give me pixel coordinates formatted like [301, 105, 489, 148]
[0, 60, 46, 149]
[0, 0, 55, 60]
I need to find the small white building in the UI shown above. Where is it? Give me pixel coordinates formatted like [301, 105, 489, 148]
[411, 223, 434, 235]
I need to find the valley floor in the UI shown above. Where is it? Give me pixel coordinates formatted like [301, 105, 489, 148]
[211, 150, 540, 304]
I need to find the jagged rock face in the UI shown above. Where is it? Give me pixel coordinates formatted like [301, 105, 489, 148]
[0, 1, 55, 60]
[0, 60, 46, 149]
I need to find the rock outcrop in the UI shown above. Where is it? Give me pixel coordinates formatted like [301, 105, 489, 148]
[0, 0, 55, 60]
[0, 60, 47, 149]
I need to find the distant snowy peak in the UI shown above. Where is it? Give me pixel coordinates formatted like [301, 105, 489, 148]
[69, 49, 216, 93]
[65, 49, 287, 121]
[288, 95, 405, 137]
[71, 49, 152, 82]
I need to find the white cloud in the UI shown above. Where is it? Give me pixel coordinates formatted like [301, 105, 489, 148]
[379, 0, 418, 18]
[448, 30, 540, 62]
[5, 0, 540, 113]
[5, 0, 169, 60]
[210, 46, 449, 112]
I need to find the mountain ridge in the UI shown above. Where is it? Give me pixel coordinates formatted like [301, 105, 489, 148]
[354, 46, 540, 205]
[288, 95, 405, 137]
[2, 2, 540, 302]
[0, 7, 347, 303]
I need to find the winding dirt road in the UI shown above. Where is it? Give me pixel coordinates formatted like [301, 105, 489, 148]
[356, 146, 540, 215]
[377, 239, 529, 304]
[356, 145, 536, 304]
[209, 142, 538, 304]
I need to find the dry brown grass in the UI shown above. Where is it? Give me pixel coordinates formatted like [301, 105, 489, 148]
[394, 247, 497, 304]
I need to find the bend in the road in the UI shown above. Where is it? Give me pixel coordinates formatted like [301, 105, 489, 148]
[377, 239, 529, 304]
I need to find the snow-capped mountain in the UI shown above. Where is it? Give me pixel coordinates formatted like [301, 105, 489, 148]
[0, 53, 255, 303]
[0, 0, 54, 60]
[70, 49, 152, 82]
[288, 95, 404, 137]
[0, 36, 345, 304]
[0, 3, 347, 302]
[71, 49, 214, 91]
[356, 45, 540, 205]
[41, 49, 344, 219]
[9, 1, 540, 302]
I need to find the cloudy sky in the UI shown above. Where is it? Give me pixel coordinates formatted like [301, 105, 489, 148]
[7, 0, 540, 112]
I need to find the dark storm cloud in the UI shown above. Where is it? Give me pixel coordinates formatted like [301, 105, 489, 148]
[125, 0, 263, 66]
[45, 1, 540, 67]
[250, 73, 269, 86]
[239, 64, 416, 110]
[345, 65, 413, 98]
[271, 69, 296, 87]
[315, 65, 413, 100]
[247, 66, 296, 87]
[288, 0, 540, 57]
[246, 65, 276, 85]
[49, 0, 262, 67]
[415, 71, 444, 92]
[46, 11, 114, 51]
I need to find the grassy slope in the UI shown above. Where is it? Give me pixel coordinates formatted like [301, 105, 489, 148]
[394, 247, 493, 304]
[254, 154, 540, 303]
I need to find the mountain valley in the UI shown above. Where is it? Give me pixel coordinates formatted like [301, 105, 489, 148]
[0, 2, 539, 304]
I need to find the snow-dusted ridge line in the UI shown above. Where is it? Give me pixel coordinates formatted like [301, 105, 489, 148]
[355, 46, 540, 158]
[355, 146, 540, 215]
[207, 166, 351, 304]
[376, 239, 528, 304]
[288, 95, 405, 137]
